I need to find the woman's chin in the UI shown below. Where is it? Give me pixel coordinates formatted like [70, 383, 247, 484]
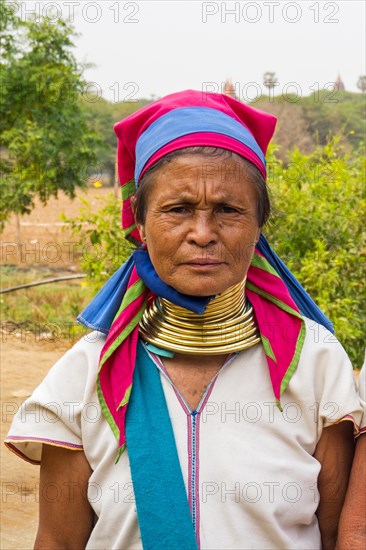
[158, 265, 245, 297]
[183, 287, 218, 297]
[169, 277, 235, 297]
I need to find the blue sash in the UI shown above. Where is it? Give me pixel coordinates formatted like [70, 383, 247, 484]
[126, 342, 198, 550]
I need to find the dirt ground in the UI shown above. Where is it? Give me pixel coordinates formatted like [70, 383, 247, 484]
[1, 187, 110, 549]
[0, 334, 72, 549]
[1, 186, 113, 271]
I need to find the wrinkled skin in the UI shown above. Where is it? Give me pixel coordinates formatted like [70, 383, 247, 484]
[136, 153, 261, 296]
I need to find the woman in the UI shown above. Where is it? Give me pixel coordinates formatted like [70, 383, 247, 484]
[5, 90, 362, 550]
[337, 362, 366, 549]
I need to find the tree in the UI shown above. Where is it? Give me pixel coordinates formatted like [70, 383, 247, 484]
[263, 71, 278, 97]
[0, 0, 99, 229]
[80, 96, 149, 184]
[356, 75, 366, 93]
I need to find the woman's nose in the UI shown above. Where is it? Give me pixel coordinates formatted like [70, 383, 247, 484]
[186, 212, 218, 247]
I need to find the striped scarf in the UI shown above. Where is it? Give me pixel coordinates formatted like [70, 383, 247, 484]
[94, 245, 307, 457]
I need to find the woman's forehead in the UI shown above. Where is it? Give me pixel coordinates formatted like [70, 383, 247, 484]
[149, 167, 258, 204]
[154, 153, 253, 183]
[155, 186, 254, 204]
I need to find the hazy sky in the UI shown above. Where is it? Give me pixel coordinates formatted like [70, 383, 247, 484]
[18, 1, 366, 101]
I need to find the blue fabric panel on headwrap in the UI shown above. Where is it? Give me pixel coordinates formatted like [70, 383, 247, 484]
[135, 107, 266, 183]
[77, 255, 135, 334]
[126, 342, 198, 550]
[133, 248, 212, 314]
[257, 234, 334, 333]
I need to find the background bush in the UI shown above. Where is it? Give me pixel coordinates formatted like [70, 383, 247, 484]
[265, 137, 365, 367]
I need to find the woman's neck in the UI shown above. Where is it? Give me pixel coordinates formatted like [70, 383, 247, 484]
[139, 278, 261, 355]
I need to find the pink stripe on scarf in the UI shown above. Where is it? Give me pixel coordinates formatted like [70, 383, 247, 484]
[246, 260, 303, 400]
[99, 267, 150, 447]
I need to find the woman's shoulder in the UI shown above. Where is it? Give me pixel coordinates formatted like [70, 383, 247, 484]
[51, 330, 107, 375]
[4, 331, 107, 464]
[302, 317, 352, 367]
[291, 318, 362, 433]
[299, 317, 356, 393]
[63, 330, 107, 355]
[30, 330, 107, 404]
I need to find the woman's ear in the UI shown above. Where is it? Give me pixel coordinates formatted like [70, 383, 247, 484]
[130, 194, 137, 216]
[131, 195, 146, 242]
[137, 223, 146, 242]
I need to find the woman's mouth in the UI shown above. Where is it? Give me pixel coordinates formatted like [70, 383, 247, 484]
[184, 260, 224, 268]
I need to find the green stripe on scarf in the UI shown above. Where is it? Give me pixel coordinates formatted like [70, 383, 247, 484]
[99, 300, 147, 369]
[118, 384, 132, 409]
[246, 281, 303, 319]
[280, 322, 306, 396]
[250, 253, 281, 278]
[123, 223, 138, 239]
[261, 335, 277, 363]
[96, 376, 120, 440]
[121, 179, 136, 200]
[113, 278, 146, 322]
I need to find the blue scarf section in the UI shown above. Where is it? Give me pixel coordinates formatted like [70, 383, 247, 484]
[77, 255, 135, 334]
[126, 341, 198, 550]
[77, 235, 333, 335]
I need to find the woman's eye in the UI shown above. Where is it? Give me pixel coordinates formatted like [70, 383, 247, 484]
[218, 206, 239, 214]
[169, 206, 189, 213]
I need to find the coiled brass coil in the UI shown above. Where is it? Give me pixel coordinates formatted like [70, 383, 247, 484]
[139, 279, 261, 355]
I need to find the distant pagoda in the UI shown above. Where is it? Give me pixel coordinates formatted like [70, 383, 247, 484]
[334, 74, 345, 91]
[223, 80, 237, 98]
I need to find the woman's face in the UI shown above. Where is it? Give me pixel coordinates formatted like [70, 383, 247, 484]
[136, 153, 261, 297]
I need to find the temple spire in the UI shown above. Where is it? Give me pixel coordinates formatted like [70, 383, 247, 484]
[334, 73, 345, 91]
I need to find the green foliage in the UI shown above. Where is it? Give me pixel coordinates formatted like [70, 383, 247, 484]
[63, 193, 133, 291]
[80, 97, 150, 178]
[265, 137, 365, 367]
[0, 266, 93, 339]
[0, 0, 99, 228]
[301, 90, 366, 149]
[254, 90, 366, 151]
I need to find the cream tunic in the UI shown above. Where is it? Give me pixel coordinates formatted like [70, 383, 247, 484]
[5, 318, 362, 550]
